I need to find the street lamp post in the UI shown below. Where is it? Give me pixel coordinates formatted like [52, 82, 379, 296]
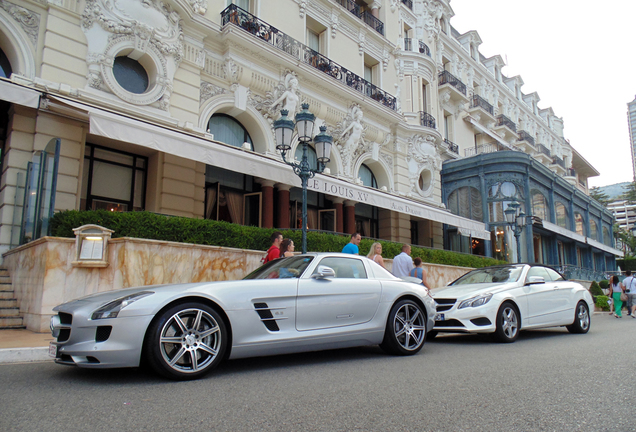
[504, 199, 530, 264]
[273, 103, 332, 253]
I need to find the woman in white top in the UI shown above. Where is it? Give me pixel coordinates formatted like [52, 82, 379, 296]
[366, 242, 386, 269]
[611, 275, 625, 318]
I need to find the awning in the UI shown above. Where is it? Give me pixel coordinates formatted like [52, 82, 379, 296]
[0, 80, 40, 108]
[465, 116, 513, 150]
[49, 96, 491, 239]
[541, 220, 623, 257]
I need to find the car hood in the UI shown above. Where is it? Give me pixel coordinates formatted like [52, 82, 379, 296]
[431, 282, 518, 299]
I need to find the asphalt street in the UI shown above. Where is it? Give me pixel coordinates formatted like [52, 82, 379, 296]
[1, 312, 634, 432]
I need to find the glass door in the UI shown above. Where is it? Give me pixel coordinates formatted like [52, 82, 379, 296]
[243, 192, 262, 227]
[318, 209, 336, 232]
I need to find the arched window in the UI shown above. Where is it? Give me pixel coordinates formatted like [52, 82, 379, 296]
[574, 213, 586, 236]
[448, 186, 483, 222]
[295, 144, 317, 171]
[0, 47, 12, 79]
[208, 114, 253, 150]
[359, 164, 377, 189]
[555, 202, 569, 229]
[531, 191, 549, 222]
[589, 220, 598, 241]
[603, 226, 611, 246]
[113, 56, 149, 94]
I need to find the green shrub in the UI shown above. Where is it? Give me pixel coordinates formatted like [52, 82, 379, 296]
[599, 279, 609, 289]
[595, 295, 610, 311]
[49, 210, 506, 268]
[589, 281, 603, 297]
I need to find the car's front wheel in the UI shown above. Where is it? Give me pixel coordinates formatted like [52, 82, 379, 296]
[380, 299, 426, 355]
[566, 301, 590, 334]
[494, 302, 519, 343]
[145, 302, 227, 380]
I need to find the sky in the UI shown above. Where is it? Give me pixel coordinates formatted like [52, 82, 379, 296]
[447, 0, 636, 188]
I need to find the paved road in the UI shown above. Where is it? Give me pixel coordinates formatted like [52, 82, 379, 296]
[1, 312, 634, 432]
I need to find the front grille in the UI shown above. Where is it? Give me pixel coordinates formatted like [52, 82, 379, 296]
[95, 326, 112, 342]
[471, 318, 492, 326]
[254, 302, 280, 332]
[57, 329, 71, 342]
[435, 298, 456, 312]
[435, 319, 464, 327]
[59, 312, 72, 325]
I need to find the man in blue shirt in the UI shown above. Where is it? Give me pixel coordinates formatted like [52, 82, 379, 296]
[342, 232, 361, 254]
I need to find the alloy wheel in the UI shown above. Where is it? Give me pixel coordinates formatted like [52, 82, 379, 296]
[393, 303, 425, 351]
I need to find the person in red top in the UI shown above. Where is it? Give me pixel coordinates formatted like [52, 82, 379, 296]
[264, 231, 283, 263]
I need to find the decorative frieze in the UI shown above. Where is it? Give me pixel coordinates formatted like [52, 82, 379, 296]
[0, 0, 40, 46]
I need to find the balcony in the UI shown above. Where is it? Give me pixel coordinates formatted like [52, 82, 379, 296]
[221, 5, 396, 110]
[533, 143, 552, 165]
[444, 138, 459, 155]
[550, 156, 566, 176]
[438, 70, 468, 104]
[464, 141, 513, 157]
[564, 167, 577, 186]
[470, 94, 494, 116]
[419, 41, 431, 57]
[514, 130, 536, 154]
[468, 94, 495, 124]
[493, 114, 517, 141]
[333, 0, 384, 36]
[402, 39, 431, 57]
[420, 111, 436, 129]
[517, 130, 535, 146]
[401, 0, 413, 10]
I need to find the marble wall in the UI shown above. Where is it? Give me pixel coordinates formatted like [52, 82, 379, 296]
[3, 237, 471, 332]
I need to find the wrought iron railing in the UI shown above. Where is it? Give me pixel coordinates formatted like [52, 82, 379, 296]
[552, 156, 565, 169]
[401, 0, 413, 9]
[464, 142, 501, 157]
[496, 114, 516, 132]
[419, 41, 431, 57]
[537, 144, 551, 157]
[566, 168, 576, 177]
[438, 70, 466, 95]
[334, 0, 361, 17]
[404, 38, 412, 51]
[420, 111, 436, 129]
[444, 138, 459, 154]
[362, 11, 384, 35]
[517, 130, 535, 145]
[470, 94, 494, 115]
[221, 5, 396, 110]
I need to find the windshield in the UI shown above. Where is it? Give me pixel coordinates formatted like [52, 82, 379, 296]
[451, 266, 524, 285]
[243, 256, 314, 280]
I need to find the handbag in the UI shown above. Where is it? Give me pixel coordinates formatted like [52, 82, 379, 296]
[621, 292, 628, 302]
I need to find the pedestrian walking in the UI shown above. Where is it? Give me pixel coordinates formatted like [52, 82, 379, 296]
[611, 275, 625, 318]
[342, 232, 361, 254]
[264, 231, 283, 264]
[392, 244, 414, 278]
[279, 238, 295, 258]
[409, 257, 430, 288]
[366, 242, 386, 268]
[622, 270, 635, 316]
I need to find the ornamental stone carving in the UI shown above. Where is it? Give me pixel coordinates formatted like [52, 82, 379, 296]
[406, 134, 442, 198]
[200, 81, 227, 105]
[334, 105, 367, 178]
[187, 0, 207, 15]
[81, 0, 183, 109]
[0, 0, 40, 46]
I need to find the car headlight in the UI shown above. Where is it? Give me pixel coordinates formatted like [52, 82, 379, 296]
[91, 291, 153, 320]
[458, 293, 493, 309]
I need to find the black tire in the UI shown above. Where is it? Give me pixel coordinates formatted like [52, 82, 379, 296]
[380, 299, 426, 355]
[144, 302, 227, 380]
[427, 330, 438, 340]
[494, 302, 519, 343]
[566, 301, 590, 334]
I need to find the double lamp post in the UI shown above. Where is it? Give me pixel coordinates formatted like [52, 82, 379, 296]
[273, 103, 333, 254]
[504, 199, 532, 264]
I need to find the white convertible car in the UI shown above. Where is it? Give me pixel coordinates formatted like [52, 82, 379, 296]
[50, 253, 436, 380]
[430, 264, 593, 342]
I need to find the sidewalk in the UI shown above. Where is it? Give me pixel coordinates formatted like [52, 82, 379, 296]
[0, 329, 54, 364]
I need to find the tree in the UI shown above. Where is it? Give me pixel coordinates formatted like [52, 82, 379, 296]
[620, 181, 636, 204]
[589, 187, 610, 206]
[614, 226, 636, 258]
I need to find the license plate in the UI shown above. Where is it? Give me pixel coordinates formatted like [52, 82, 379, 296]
[49, 342, 57, 358]
[434, 313, 445, 321]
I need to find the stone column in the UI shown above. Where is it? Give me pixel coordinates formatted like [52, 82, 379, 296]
[332, 198, 345, 234]
[344, 200, 357, 234]
[370, 1, 381, 18]
[258, 180, 275, 228]
[276, 184, 292, 229]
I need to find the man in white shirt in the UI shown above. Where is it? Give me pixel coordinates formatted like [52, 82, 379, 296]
[623, 270, 635, 317]
[392, 244, 414, 278]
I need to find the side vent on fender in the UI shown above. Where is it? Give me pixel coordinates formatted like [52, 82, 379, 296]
[254, 302, 280, 332]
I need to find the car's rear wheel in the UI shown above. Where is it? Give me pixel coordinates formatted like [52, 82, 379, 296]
[145, 302, 227, 380]
[566, 301, 590, 334]
[380, 299, 426, 355]
[494, 302, 519, 343]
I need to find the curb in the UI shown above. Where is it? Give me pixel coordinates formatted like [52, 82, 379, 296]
[0, 347, 51, 364]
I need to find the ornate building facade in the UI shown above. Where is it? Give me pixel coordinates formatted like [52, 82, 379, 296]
[0, 0, 620, 272]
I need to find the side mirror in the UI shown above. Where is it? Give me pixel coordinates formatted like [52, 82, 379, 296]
[311, 265, 336, 279]
[526, 276, 545, 285]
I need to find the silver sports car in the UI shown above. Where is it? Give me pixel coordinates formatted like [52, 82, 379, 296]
[50, 253, 436, 380]
[430, 264, 593, 343]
